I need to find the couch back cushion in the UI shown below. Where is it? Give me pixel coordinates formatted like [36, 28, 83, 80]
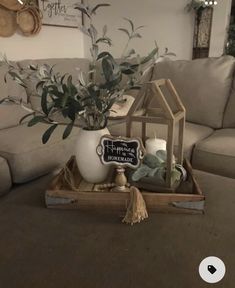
[151, 56, 235, 128]
[17, 58, 90, 110]
[0, 62, 29, 130]
[223, 76, 235, 128]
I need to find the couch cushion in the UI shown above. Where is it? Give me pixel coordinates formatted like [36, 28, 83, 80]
[223, 76, 235, 128]
[0, 61, 30, 130]
[0, 156, 12, 196]
[192, 129, 235, 178]
[0, 123, 79, 183]
[151, 56, 235, 128]
[108, 120, 213, 160]
[17, 58, 90, 110]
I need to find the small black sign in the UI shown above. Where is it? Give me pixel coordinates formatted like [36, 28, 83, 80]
[97, 135, 144, 169]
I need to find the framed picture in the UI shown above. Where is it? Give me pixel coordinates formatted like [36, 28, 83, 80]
[38, 0, 84, 28]
[193, 7, 213, 59]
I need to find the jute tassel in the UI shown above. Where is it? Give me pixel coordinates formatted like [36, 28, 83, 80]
[50, 156, 80, 191]
[122, 186, 148, 225]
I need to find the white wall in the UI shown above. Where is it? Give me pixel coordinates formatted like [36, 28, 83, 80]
[88, 0, 194, 60]
[0, 26, 85, 61]
[0, 1, 231, 61]
[210, 0, 232, 57]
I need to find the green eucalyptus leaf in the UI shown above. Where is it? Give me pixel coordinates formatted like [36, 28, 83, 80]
[155, 150, 167, 163]
[67, 105, 76, 121]
[49, 88, 64, 98]
[63, 121, 74, 139]
[123, 17, 134, 32]
[147, 167, 160, 177]
[60, 74, 68, 84]
[19, 113, 34, 124]
[88, 24, 98, 42]
[102, 57, 114, 82]
[132, 164, 152, 181]
[103, 24, 107, 36]
[8, 71, 22, 81]
[99, 73, 122, 90]
[95, 97, 103, 111]
[67, 75, 73, 86]
[140, 47, 158, 65]
[62, 84, 68, 94]
[8, 71, 26, 87]
[101, 115, 108, 129]
[60, 92, 69, 108]
[155, 167, 165, 180]
[61, 108, 68, 118]
[97, 51, 113, 60]
[120, 62, 137, 75]
[36, 80, 45, 90]
[90, 44, 99, 60]
[171, 169, 181, 183]
[96, 37, 112, 46]
[91, 24, 98, 40]
[70, 98, 83, 112]
[91, 3, 110, 14]
[42, 124, 58, 144]
[74, 7, 90, 18]
[77, 70, 86, 86]
[29, 64, 37, 71]
[18, 82, 27, 89]
[118, 28, 130, 38]
[103, 97, 116, 113]
[143, 153, 162, 168]
[67, 75, 77, 96]
[41, 88, 49, 115]
[78, 25, 90, 36]
[136, 25, 145, 30]
[28, 116, 46, 127]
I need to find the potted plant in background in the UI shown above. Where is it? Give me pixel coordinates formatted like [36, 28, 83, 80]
[0, 2, 174, 183]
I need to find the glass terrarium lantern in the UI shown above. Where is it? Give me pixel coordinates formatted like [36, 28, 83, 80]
[126, 79, 186, 189]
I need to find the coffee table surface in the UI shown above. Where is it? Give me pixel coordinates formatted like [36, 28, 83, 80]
[0, 170, 234, 288]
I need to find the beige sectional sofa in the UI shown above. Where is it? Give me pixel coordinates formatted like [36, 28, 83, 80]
[109, 56, 235, 178]
[0, 56, 235, 195]
[152, 56, 235, 179]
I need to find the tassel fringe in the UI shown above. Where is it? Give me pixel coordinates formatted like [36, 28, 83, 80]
[122, 186, 148, 225]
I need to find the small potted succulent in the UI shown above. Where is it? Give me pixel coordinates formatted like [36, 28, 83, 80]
[0, 1, 174, 183]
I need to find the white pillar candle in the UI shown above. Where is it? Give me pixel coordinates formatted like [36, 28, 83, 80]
[145, 138, 167, 155]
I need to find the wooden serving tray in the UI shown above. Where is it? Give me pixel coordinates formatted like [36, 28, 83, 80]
[45, 157, 205, 214]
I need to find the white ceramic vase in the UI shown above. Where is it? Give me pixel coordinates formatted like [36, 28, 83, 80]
[75, 127, 110, 183]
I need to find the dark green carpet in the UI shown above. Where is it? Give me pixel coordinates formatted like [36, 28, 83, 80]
[0, 171, 234, 288]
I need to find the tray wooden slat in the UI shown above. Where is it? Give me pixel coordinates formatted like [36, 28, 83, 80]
[45, 157, 205, 214]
